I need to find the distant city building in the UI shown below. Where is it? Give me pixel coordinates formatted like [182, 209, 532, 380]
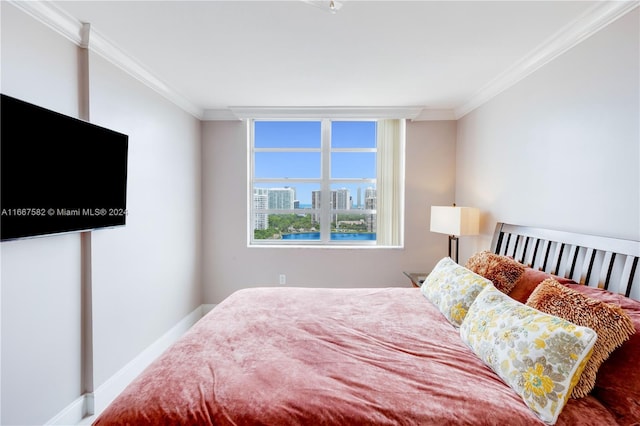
[311, 188, 353, 223]
[253, 187, 295, 231]
[365, 187, 376, 201]
[311, 191, 321, 208]
[332, 188, 350, 224]
[311, 190, 322, 223]
[365, 187, 376, 232]
[268, 187, 295, 209]
[334, 188, 350, 210]
[254, 186, 376, 232]
[253, 188, 269, 230]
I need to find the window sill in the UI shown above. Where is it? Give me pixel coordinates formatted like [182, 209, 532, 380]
[248, 243, 404, 249]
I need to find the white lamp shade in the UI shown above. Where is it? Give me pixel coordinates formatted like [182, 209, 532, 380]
[430, 206, 479, 236]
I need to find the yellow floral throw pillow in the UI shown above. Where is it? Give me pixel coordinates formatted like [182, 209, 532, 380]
[459, 285, 597, 425]
[421, 257, 492, 327]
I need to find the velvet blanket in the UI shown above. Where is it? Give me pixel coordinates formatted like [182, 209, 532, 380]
[94, 287, 618, 425]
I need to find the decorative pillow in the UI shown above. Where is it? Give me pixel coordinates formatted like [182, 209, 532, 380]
[508, 268, 576, 304]
[460, 285, 597, 425]
[421, 257, 492, 327]
[527, 279, 635, 399]
[465, 251, 525, 294]
[565, 284, 640, 424]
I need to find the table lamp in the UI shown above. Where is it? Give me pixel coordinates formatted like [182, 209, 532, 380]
[430, 205, 479, 263]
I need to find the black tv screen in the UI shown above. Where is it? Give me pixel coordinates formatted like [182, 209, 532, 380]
[1, 94, 129, 241]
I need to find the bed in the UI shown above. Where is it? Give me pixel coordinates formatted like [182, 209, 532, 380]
[93, 223, 640, 425]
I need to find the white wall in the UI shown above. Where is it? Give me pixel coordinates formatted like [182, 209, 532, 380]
[455, 9, 640, 262]
[1, 5, 84, 425]
[88, 53, 203, 388]
[0, 3, 202, 424]
[202, 120, 457, 303]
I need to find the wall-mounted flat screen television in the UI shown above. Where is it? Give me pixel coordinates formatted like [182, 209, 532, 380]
[1, 94, 129, 241]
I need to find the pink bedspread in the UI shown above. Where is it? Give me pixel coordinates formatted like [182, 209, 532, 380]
[94, 287, 618, 425]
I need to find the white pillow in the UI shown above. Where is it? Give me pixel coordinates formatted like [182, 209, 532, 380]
[421, 257, 492, 327]
[459, 285, 597, 425]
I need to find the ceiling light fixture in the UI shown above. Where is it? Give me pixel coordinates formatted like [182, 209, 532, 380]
[301, 0, 343, 14]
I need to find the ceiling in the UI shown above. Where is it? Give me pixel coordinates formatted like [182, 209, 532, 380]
[23, 1, 634, 119]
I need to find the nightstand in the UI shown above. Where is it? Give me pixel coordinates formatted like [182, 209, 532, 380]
[403, 271, 428, 288]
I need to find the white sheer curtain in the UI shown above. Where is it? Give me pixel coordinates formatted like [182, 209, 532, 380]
[376, 119, 405, 246]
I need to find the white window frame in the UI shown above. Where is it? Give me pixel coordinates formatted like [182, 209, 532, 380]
[248, 118, 404, 248]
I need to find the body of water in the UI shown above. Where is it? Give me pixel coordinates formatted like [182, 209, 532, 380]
[282, 232, 376, 241]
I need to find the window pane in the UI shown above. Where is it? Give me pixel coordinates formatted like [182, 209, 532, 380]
[331, 121, 376, 148]
[255, 152, 320, 178]
[331, 152, 376, 179]
[255, 121, 321, 148]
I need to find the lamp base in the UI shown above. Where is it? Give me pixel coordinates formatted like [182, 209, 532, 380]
[448, 235, 459, 263]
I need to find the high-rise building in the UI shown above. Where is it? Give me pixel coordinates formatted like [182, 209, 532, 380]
[334, 188, 350, 210]
[311, 190, 321, 209]
[311, 189, 352, 210]
[268, 187, 295, 209]
[365, 187, 376, 202]
[253, 187, 298, 232]
[311, 190, 322, 223]
[365, 187, 377, 232]
[253, 188, 269, 230]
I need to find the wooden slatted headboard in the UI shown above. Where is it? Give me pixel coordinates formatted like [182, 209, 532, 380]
[490, 223, 640, 301]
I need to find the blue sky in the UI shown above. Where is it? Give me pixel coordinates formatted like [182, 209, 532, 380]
[254, 121, 376, 206]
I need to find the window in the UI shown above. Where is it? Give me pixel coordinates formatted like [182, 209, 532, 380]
[249, 119, 404, 247]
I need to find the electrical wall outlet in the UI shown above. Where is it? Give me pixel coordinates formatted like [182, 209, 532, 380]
[279, 274, 286, 285]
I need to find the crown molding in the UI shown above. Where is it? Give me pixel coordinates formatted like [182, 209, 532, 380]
[7, 0, 85, 45]
[202, 109, 241, 121]
[412, 109, 456, 121]
[8, 0, 203, 120]
[226, 106, 425, 120]
[455, 0, 640, 119]
[203, 106, 456, 121]
[87, 30, 202, 118]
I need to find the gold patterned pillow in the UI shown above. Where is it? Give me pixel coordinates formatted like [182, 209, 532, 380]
[421, 257, 492, 327]
[527, 278, 635, 398]
[460, 285, 597, 425]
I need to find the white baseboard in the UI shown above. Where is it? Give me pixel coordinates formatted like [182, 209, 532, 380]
[45, 394, 91, 426]
[202, 303, 217, 315]
[45, 303, 216, 426]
